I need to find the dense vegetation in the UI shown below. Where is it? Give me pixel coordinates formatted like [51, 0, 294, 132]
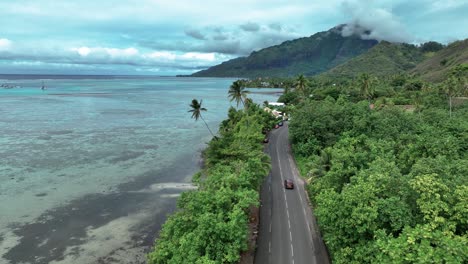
[238, 77, 296, 89]
[321, 41, 426, 78]
[319, 40, 468, 81]
[152, 34, 467, 262]
[191, 25, 377, 78]
[148, 98, 277, 263]
[286, 66, 468, 263]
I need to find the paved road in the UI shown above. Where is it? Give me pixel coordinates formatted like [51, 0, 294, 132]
[255, 122, 330, 264]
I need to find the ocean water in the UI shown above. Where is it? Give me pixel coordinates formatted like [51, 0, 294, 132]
[0, 76, 281, 264]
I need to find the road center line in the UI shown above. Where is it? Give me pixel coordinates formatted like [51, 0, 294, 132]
[275, 128, 297, 262]
[287, 144, 314, 244]
[275, 135, 285, 182]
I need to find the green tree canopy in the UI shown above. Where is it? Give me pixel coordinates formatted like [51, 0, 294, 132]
[228, 80, 249, 108]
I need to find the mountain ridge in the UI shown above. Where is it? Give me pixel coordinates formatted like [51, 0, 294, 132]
[320, 41, 426, 78]
[191, 25, 378, 78]
[191, 24, 467, 82]
[411, 39, 468, 82]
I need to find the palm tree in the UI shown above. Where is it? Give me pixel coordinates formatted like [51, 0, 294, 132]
[188, 99, 215, 137]
[358, 73, 376, 105]
[412, 91, 424, 118]
[244, 98, 255, 111]
[444, 65, 467, 117]
[295, 74, 309, 97]
[228, 80, 249, 108]
[444, 76, 459, 118]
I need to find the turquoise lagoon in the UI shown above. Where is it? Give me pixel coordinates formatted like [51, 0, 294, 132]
[0, 76, 281, 264]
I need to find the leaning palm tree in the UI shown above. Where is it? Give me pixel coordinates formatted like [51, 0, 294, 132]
[228, 80, 249, 108]
[295, 74, 309, 97]
[188, 99, 215, 137]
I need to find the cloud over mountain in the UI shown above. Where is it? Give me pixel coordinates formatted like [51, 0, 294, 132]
[339, 0, 412, 43]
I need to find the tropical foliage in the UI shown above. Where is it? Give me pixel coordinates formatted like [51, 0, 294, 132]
[294, 74, 309, 97]
[321, 41, 427, 79]
[358, 73, 376, 103]
[152, 34, 468, 263]
[288, 70, 468, 263]
[228, 80, 249, 108]
[148, 99, 277, 263]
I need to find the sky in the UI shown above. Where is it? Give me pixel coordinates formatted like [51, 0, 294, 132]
[0, 0, 467, 75]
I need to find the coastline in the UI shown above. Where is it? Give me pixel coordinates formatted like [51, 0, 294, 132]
[2, 150, 201, 264]
[148, 98, 276, 263]
[0, 76, 280, 263]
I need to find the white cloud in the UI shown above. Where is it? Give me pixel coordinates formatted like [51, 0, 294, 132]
[429, 0, 466, 12]
[146, 51, 177, 61]
[1, 43, 223, 73]
[144, 51, 217, 64]
[71, 47, 139, 57]
[107, 47, 139, 57]
[0, 38, 12, 51]
[73, 47, 91, 56]
[340, 0, 412, 43]
[180, 52, 215, 61]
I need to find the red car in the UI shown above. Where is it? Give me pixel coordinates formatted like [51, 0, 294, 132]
[284, 179, 294, 189]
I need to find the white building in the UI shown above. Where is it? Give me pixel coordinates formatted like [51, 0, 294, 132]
[268, 102, 285, 107]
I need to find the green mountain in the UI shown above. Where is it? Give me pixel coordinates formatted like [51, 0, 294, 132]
[411, 39, 468, 82]
[320, 41, 426, 78]
[191, 25, 377, 78]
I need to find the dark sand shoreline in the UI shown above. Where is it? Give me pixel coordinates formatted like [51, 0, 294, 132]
[3, 152, 200, 264]
[247, 90, 283, 95]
